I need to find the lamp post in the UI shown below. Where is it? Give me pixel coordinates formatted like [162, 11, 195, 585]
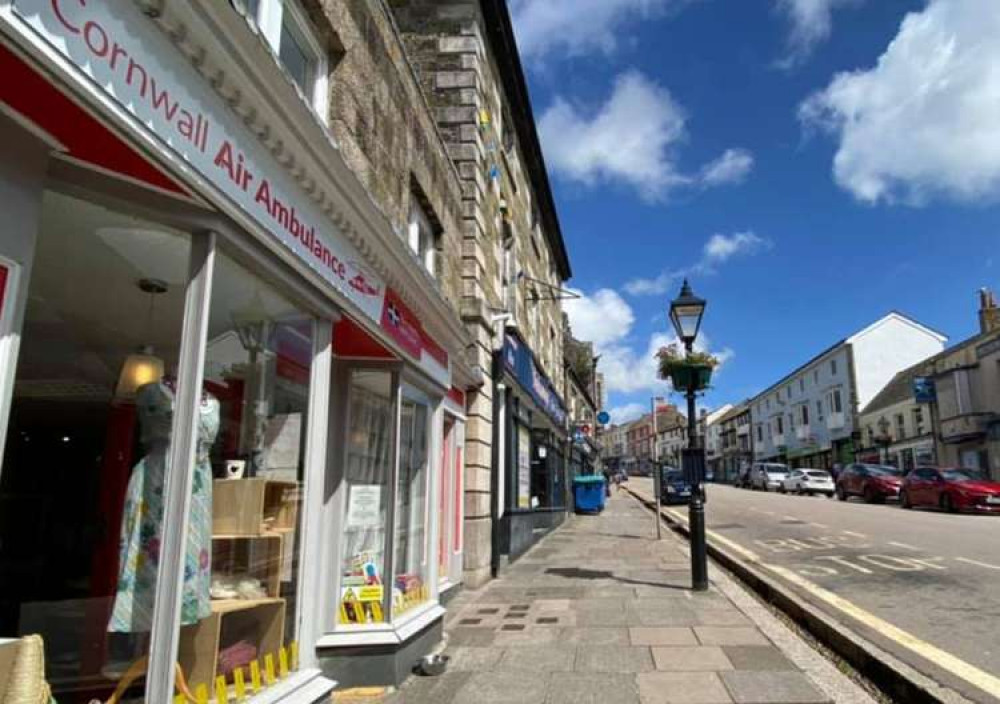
[670, 279, 709, 592]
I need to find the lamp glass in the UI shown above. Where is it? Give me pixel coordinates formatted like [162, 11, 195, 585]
[115, 349, 164, 399]
[670, 304, 704, 341]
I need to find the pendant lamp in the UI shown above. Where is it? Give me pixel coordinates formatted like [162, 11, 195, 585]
[115, 278, 168, 400]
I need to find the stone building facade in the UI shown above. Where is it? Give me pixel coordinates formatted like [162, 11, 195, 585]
[390, 0, 573, 584]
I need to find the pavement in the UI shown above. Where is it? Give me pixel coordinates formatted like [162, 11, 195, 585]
[647, 480, 1000, 704]
[381, 490, 875, 704]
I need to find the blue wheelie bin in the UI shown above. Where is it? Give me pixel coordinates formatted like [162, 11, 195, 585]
[573, 475, 606, 514]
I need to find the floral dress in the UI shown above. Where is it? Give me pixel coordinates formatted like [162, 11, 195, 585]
[109, 382, 220, 632]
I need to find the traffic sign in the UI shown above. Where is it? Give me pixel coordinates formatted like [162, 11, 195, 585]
[597, 411, 610, 425]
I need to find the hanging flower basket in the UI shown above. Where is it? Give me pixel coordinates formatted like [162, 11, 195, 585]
[656, 344, 719, 392]
[668, 364, 713, 391]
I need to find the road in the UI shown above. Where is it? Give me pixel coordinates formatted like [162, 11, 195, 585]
[631, 477, 1000, 704]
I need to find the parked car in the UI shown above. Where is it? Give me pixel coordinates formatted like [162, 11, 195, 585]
[900, 467, 1000, 513]
[836, 463, 903, 503]
[659, 467, 693, 505]
[750, 463, 789, 491]
[780, 469, 835, 497]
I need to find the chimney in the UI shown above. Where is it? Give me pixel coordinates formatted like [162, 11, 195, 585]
[979, 288, 1000, 334]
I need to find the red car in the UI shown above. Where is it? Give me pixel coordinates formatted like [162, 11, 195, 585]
[900, 467, 1000, 513]
[835, 463, 903, 503]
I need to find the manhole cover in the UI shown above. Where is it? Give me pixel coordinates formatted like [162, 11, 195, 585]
[780, 519, 807, 525]
[710, 523, 745, 530]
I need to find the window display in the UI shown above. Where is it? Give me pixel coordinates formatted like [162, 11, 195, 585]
[0, 191, 190, 702]
[339, 370, 394, 625]
[393, 395, 430, 616]
[180, 250, 314, 696]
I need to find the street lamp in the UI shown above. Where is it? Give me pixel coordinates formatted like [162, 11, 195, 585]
[670, 279, 709, 592]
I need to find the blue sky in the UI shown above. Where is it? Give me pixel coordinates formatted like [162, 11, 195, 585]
[510, 0, 1000, 423]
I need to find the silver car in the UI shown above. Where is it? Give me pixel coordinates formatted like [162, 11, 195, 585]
[780, 469, 835, 497]
[751, 463, 789, 491]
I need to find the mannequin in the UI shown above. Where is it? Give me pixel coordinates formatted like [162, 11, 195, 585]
[109, 380, 220, 633]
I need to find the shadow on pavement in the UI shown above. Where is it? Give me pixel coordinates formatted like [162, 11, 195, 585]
[544, 566, 690, 591]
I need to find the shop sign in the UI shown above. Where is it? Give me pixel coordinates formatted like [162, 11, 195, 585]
[502, 333, 566, 427]
[913, 376, 936, 403]
[380, 288, 449, 387]
[10, 0, 386, 322]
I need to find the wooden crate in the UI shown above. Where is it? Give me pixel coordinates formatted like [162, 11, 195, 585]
[212, 534, 284, 598]
[212, 479, 298, 536]
[177, 598, 285, 696]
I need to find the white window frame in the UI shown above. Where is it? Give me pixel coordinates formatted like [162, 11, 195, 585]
[408, 197, 438, 277]
[322, 366, 446, 644]
[251, 0, 330, 124]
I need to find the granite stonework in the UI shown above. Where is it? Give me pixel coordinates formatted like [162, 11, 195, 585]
[388, 0, 573, 587]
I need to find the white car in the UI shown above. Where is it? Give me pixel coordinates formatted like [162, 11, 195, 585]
[751, 463, 790, 491]
[781, 469, 835, 497]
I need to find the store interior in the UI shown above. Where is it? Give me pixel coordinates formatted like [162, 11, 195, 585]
[0, 190, 312, 701]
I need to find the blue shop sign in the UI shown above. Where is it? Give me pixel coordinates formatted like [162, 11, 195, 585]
[913, 376, 936, 403]
[503, 333, 567, 427]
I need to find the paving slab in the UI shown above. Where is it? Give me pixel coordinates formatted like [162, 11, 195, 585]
[544, 672, 640, 704]
[651, 646, 734, 672]
[637, 671, 734, 703]
[575, 644, 655, 673]
[407, 492, 869, 704]
[446, 646, 505, 672]
[451, 671, 549, 704]
[630, 627, 699, 646]
[560, 626, 631, 645]
[694, 627, 772, 647]
[719, 671, 830, 704]
[720, 647, 797, 672]
[498, 644, 576, 672]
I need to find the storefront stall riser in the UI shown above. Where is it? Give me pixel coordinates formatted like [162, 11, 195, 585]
[0, 0, 469, 699]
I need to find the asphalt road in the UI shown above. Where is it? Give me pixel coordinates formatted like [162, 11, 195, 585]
[631, 477, 1000, 704]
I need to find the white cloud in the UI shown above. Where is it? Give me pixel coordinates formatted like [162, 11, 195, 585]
[775, 0, 862, 67]
[566, 285, 734, 397]
[624, 231, 771, 296]
[700, 149, 755, 186]
[703, 232, 769, 263]
[538, 71, 753, 202]
[510, 0, 686, 61]
[624, 270, 684, 297]
[538, 71, 689, 200]
[800, 0, 1000, 204]
[600, 331, 734, 395]
[563, 288, 635, 348]
[608, 402, 648, 424]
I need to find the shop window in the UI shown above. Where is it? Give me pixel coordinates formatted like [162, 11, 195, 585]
[438, 415, 463, 585]
[182, 250, 315, 695]
[249, 0, 329, 120]
[393, 392, 431, 616]
[339, 369, 394, 625]
[0, 191, 191, 701]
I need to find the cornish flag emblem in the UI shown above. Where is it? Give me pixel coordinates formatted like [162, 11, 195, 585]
[386, 304, 401, 327]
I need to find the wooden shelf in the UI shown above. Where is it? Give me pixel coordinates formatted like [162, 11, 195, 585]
[210, 597, 285, 614]
[178, 598, 286, 695]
